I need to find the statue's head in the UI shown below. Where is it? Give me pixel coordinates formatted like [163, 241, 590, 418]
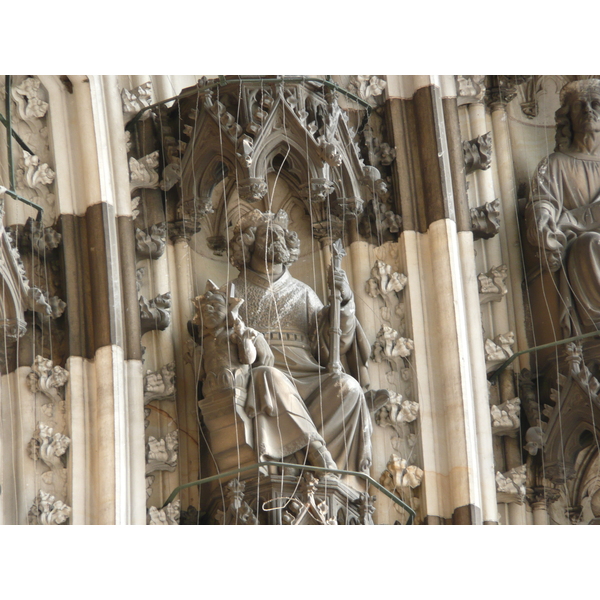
[229, 209, 300, 271]
[193, 280, 243, 331]
[555, 79, 600, 150]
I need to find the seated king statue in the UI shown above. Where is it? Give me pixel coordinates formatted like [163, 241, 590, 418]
[526, 79, 600, 338]
[220, 208, 374, 474]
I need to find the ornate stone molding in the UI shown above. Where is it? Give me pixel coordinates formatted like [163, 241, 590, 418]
[471, 199, 501, 240]
[463, 132, 492, 175]
[478, 265, 508, 304]
[26, 355, 69, 403]
[148, 500, 180, 525]
[215, 478, 259, 525]
[135, 223, 167, 260]
[28, 490, 71, 525]
[139, 292, 171, 335]
[7, 217, 61, 255]
[121, 82, 153, 123]
[278, 473, 337, 526]
[129, 151, 160, 193]
[144, 362, 176, 404]
[380, 454, 423, 492]
[491, 397, 521, 436]
[146, 430, 178, 475]
[496, 465, 527, 503]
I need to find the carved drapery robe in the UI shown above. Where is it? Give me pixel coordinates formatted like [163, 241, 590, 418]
[527, 150, 600, 335]
[225, 268, 373, 473]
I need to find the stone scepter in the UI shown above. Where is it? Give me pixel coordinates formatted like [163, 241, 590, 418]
[328, 239, 346, 375]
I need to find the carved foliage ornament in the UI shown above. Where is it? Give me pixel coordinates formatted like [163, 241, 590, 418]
[28, 490, 71, 525]
[27, 355, 69, 403]
[463, 132, 493, 175]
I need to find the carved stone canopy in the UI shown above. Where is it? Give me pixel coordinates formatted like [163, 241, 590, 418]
[175, 79, 368, 230]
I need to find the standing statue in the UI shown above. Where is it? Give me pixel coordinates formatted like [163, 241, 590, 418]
[199, 208, 375, 474]
[526, 79, 600, 336]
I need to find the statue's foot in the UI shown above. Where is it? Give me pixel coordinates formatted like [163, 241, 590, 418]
[308, 442, 339, 477]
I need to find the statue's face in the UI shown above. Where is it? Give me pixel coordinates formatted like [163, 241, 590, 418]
[201, 295, 227, 330]
[569, 91, 600, 134]
[253, 224, 290, 265]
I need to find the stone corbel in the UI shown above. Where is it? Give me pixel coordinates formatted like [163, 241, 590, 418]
[26, 355, 69, 404]
[215, 479, 259, 525]
[139, 292, 172, 335]
[463, 132, 493, 175]
[146, 430, 178, 475]
[238, 177, 268, 203]
[380, 454, 423, 492]
[484, 332, 515, 373]
[371, 325, 414, 371]
[121, 82, 153, 123]
[496, 465, 527, 503]
[478, 264, 508, 304]
[491, 397, 521, 436]
[144, 362, 176, 404]
[129, 151, 160, 193]
[12, 77, 49, 121]
[135, 223, 167, 260]
[471, 199, 501, 240]
[148, 500, 180, 525]
[28, 490, 71, 525]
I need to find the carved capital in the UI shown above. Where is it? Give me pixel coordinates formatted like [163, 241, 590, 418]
[485, 76, 531, 109]
[463, 132, 493, 175]
[456, 76, 486, 106]
[471, 199, 501, 240]
[300, 178, 335, 203]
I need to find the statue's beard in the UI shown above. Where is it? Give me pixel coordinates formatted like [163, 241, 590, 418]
[255, 240, 290, 265]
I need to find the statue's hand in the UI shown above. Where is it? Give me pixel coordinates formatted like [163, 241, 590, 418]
[331, 266, 353, 303]
[254, 334, 275, 367]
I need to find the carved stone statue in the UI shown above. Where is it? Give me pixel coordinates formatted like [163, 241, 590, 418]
[526, 79, 600, 337]
[197, 209, 374, 475]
